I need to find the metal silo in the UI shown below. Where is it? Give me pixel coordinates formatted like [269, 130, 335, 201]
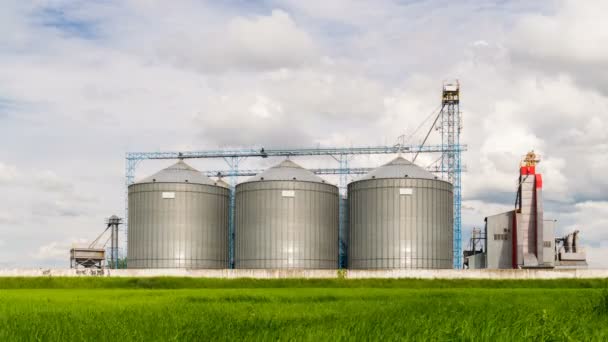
[347, 156, 453, 269]
[127, 160, 229, 268]
[235, 159, 339, 269]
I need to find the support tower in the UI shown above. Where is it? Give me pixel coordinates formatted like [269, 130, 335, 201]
[107, 215, 122, 269]
[440, 81, 463, 269]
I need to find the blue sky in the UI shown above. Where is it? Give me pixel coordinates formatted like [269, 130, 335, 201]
[1, 0, 607, 267]
[38, 6, 99, 39]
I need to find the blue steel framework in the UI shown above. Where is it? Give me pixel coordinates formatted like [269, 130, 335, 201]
[440, 81, 463, 269]
[125, 144, 465, 269]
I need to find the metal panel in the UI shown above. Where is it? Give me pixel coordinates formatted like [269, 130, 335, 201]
[235, 180, 339, 269]
[127, 182, 230, 268]
[485, 211, 514, 269]
[466, 253, 486, 269]
[518, 175, 540, 266]
[536, 187, 545, 265]
[348, 178, 453, 269]
[542, 219, 555, 266]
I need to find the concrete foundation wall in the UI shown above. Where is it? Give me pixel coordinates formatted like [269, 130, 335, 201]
[0, 268, 607, 279]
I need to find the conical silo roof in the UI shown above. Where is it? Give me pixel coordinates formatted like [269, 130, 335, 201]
[358, 156, 436, 181]
[245, 159, 328, 183]
[135, 160, 216, 185]
[215, 178, 230, 188]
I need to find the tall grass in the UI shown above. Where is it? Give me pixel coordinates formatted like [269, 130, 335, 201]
[0, 277, 606, 289]
[594, 287, 608, 315]
[0, 278, 607, 340]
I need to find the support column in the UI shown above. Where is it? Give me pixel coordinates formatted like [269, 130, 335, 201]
[440, 81, 462, 269]
[224, 157, 242, 269]
[333, 154, 350, 269]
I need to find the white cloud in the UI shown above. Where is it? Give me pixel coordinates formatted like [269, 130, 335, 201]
[509, 0, 608, 91]
[0, 211, 17, 224]
[31, 241, 65, 260]
[511, 0, 608, 66]
[586, 245, 608, 269]
[472, 40, 489, 47]
[32, 238, 89, 261]
[192, 66, 390, 147]
[33, 170, 74, 193]
[157, 9, 318, 72]
[0, 163, 18, 184]
[556, 201, 608, 243]
[462, 200, 514, 229]
[249, 95, 283, 119]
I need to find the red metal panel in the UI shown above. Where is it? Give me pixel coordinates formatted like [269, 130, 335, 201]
[520, 166, 536, 175]
[520, 167, 527, 175]
[535, 174, 543, 189]
[534, 184, 538, 256]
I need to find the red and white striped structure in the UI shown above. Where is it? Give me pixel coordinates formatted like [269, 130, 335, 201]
[513, 159, 545, 268]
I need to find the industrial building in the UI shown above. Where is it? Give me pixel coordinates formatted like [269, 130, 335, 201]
[54, 79, 592, 273]
[115, 82, 465, 270]
[116, 150, 589, 271]
[127, 160, 230, 269]
[348, 157, 453, 269]
[464, 152, 588, 269]
[234, 159, 339, 269]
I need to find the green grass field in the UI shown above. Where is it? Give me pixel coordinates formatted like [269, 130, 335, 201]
[1, 278, 607, 341]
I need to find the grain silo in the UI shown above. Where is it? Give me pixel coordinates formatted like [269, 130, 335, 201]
[235, 159, 339, 269]
[127, 160, 229, 268]
[347, 156, 453, 269]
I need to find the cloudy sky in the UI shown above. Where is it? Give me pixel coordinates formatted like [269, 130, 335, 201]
[1, 0, 606, 268]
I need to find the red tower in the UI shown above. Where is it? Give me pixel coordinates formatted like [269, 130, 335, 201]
[513, 151, 544, 268]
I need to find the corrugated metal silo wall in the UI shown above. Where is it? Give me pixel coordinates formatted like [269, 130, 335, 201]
[235, 181, 339, 269]
[347, 178, 453, 269]
[127, 183, 230, 268]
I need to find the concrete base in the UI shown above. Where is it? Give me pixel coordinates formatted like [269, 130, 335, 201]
[0, 268, 607, 279]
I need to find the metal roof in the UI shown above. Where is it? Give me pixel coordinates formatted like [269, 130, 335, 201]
[136, 160, 217, 185]
[215, 178, 230, 188]
[356, 156, 437, 181]
[245, 159, 329, 184]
